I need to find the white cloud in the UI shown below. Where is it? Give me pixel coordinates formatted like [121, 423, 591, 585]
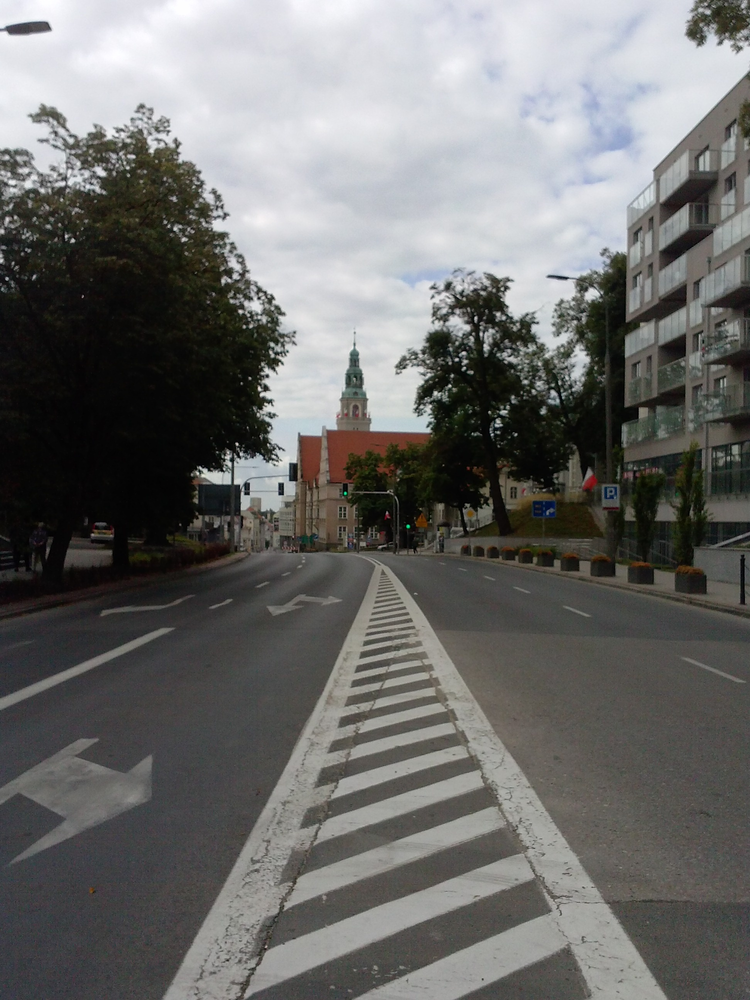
[1, 0, 747, 463]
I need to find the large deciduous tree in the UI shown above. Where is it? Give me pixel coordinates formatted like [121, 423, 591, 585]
[686, 2, 750, 134]
[0, 105, 292, 582]
[396, 270, 537, 535]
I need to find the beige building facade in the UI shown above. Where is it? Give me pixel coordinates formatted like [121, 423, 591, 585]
[624, 75, 750, 545]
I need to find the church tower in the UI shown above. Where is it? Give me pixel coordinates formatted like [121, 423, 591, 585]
[336, 333, 371, 431]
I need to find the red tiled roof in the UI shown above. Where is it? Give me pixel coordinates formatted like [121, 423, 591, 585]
[299, 435, 322, 484]
[326, 430, 430, 483]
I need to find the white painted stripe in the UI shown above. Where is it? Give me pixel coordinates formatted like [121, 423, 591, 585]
[382, 565, 669, 998]
[357, 646, 425, 665]
[349, 672, 431, 695]
[351, 662, 426, 681]
[368, 612, 410, 624]
[563, 605, 591, 618]
[680, 656, 746, 684]
[348, 701, 447, 736]
[255, 581, 269, 588]
[287, 807, 504, 906]
[316, 771, 485, 843]
[458, 568, 468, 572]
[332, 745, 469, 798]
[209, 599, 233, 609]
[0, 629, 174, 712]
[483, 575, 495, 581]
[281, 572, 291, 577]
[365, 624, 418, 638]
[346, 688, 436, 711]
[244, 855, 534, 995]
[358, 636, 421, 653]
[100, 595, 194, 616]
[296, 565, 303, 570]
[372, 600, 403, 610]
[346, 722, 457, 760]
[358, 913, 567, 999]
[513, 586, 530, 594]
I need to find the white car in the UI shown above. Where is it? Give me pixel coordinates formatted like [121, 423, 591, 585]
[90, 522, 114, 544]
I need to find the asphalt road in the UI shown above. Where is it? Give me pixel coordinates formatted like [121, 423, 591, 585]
[1, 549, 747, 999]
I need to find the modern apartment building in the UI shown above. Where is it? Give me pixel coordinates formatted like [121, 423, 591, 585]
[624, 75, 750, 547]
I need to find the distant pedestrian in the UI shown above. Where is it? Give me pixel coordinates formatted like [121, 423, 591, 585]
[9, 522, 31, 572]
[29, 522, 48, 572]
[412, 536, 418, 555]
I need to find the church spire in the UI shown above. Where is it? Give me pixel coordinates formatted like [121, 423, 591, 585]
[336, 333, 371, 431]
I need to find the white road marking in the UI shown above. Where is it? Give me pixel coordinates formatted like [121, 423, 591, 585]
[331, 745, 469, 799]
[0, 629, 174, 713]
[346, 721, 457, 760]
[513, 586, 530, 594]
[244, 855, 534, 995]
[0, 738, 151, 864]
[348, 672, 431, 695]
[351, 662, 426, 681]
[346, 688, 435, 711]
[255, 581, 269, 588]
[563, 605, 591, 618]
[483, 575, 495, 580]
[458, 568, 468, 572]
[358, 913, 567, 999]
[281, 571, 291, 577]
[100, 595, 193, 617]
[358, 636, 421, 654]
[209, 599, 233, 609]
[340, 701, 447, 738]
[681, 656, 746, 684]
[286, 807, 505, 906]
[296, 565, 303, 569]
[0, 640, 35, 653]
[356, 645, 425, 666]
[267, 594, 342, 616]
[316, 772, 486, 844]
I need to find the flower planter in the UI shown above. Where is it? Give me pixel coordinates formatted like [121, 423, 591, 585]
[487, 546, 499, 559]
[472, 545, 485, 557]
[536, 553, 555, 568]
[518, 550, 533, 564]
[675, 572, 707, 594]
[628, 564, 654, 585]
[501, 549, 516, 561]
[590, 559, 615, 577]
[561, 555, 579, 572]
[460, 544, 470, 556]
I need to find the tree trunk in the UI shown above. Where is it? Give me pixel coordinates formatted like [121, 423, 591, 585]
[459, 508, 469, 536]
[44, 517, 74, 587]
[113, 522, 130, 572]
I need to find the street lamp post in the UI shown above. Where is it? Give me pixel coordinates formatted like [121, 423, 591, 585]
[547, 272, 616, 559]
[1, 21, 51, 34]
[352, 490, 400, 553]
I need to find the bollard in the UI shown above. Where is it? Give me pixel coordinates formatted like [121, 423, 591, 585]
[741, 554, 746, 606]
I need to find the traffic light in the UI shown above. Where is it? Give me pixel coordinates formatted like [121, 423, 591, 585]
[243, 483, 250, 495]
[405, 523, 411, 530]
[278, 483, 284, 496]
[342, 482, 349, 497]
[288, 462, 298, 482]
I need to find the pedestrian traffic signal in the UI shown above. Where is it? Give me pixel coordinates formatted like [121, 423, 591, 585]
[405, 522, 411, 530]
[342, 483, 349, 497]
[278, 483, 284, 496]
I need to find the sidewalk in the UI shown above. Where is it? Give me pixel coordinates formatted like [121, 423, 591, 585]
[432, 550, 750, 619]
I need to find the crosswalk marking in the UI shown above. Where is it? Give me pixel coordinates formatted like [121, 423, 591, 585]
[331, 745, 469, 799]
[244, 855, 535, 995]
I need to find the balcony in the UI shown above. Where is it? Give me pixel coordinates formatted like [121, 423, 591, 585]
[627, 374, 654, 406]
[657, 306, 687, 345]
[658, 202, 718, 254]
[621, 406, 685, 446]
[656, 357, 686, 395]
[659, 149, 719, 207]
[689, 350, 703, 378]
[691, 383, 750, 424]
[658, 252, 688, 301]
[701, 253, 750, 308]
[721, 134, 737, 168]
[627, 181, 657, 225]
[703, 318, 750, 364]
[624, 321, 656, 358]
[629, 285, 643, 313]
[688, 298, 703, 328]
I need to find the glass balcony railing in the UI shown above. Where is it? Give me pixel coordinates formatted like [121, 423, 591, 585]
[691, 383, 750, 423]
[703, 318, 750, 364]
[627, 375, 653, 406]
[657, 357, 686, 394]
[701, 253, 750, 307]
[658, 202, 718, 252]
[658, 253, 688, 297]
[659, 149, 719, 206]
[658, 306, 687, 345]
[622, 406, 685, 446]
[628, 241, 642, 267]
[688, 298, 703, 328]
[624, 321, 656, 358]
[627, 181, 657, 225]
[644, 275, 653, 303]
[721, 135, 737, 168]
[689, 350, 703, 378]
[629, 285, 642, 313]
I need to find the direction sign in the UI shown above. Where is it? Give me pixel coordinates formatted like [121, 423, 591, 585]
[532, 500, 557, 518]
[601, 484, 620, 511]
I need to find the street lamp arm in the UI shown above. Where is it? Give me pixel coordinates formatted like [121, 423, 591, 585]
[2, 21, 51, 34]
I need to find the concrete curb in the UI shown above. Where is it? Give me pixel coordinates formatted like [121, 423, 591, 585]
[0, 551, 251, 622]
[429, 550, 750, 620]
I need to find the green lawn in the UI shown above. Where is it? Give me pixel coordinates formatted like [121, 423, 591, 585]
[474, 501, 603, 538]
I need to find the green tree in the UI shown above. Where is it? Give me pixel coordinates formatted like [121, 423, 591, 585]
[345, 450, 391, 534]
[345, 442, 431, 545]
[0, 105, 292, 582]
[632, 472, 665, 563]
[396, 269, 537, 535]
[686, 3, 750, 134]
[672, 442, 710, 565]
[421, 411, 487, 536]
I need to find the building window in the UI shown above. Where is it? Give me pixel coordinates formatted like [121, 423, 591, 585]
[646, 355, 652, 375]
[338, 505, 348, 520]
[352, 404, 360, 418]
[338, 484, 345, 497]
[722, 172, 737, 219]
[631, 360, 642, 379]
[337, 525, 347, 540]
[714, 375, 727, 392]
[726, 119, 737, 141]
[692, 384, 703, 404]
[692, 279, 702, 300]
[711, 440, 750, 495]
[632, 227, 642, 246]
[692, 332, 702, 352]
[632, 272, 642, 289]
[510, 486, 517, 499]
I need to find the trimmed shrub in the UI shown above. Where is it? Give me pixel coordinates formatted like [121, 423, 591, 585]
[675, 564, 705, 574]
[487, 546, 499, 559]
[591, 553, 611, 562]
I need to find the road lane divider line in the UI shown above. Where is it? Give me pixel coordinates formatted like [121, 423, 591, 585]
[281, 572, 291, 577]
[680, 656, 746, 684]
[209, 599, 233, 610]
[513, 586, 530, 594]
[563, 606, 592, 618]
[458, 568, 468, 572]
[0, 629, 175, 712]
[255, 581, 270, 588]
[483, 575, 495, 580]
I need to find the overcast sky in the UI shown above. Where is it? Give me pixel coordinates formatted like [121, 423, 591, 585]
[2, 0, 746, 492]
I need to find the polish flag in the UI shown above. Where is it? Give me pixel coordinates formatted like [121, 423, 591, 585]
[582, 467, 597, 491]
[384, 511, 391, 519]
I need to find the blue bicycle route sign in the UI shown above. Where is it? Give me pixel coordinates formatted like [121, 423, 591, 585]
[531, 500, 557, 518]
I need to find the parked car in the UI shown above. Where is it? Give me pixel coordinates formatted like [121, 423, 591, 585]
[90, 522, 114, 544]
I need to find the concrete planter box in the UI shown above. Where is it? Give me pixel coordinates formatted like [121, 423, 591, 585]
[628, 565, 654, 585]
[561, 556, 579, 572]
[487, 547, 499, 559]
[675, 572, 707, 594]
[460, 545, 470, 556]
[501, 550, 516, 561]
[590, 559, 615, 577]
[472, 545, 485, 557]
[536, 553, 555, 568]
[518, 550, 533, 564]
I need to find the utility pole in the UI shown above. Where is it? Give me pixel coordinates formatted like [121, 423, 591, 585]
[228, 453, 236, 553]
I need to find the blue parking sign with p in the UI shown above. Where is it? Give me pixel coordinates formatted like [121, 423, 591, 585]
[602, 485, 620, 510]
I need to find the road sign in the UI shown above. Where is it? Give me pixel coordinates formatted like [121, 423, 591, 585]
[601, 484, 620, 510]
[416, 513, 428, 528]
[532, 500, 557, 518]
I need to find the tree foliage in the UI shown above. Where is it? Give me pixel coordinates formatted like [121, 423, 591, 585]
[421, 410, 488, 536]
[672, 442, 710, 565]
[686, 2, 750, 135]
[345, 442, 431, 544]
[0, 105, 292, 581]
[632, 472, 665, 563]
